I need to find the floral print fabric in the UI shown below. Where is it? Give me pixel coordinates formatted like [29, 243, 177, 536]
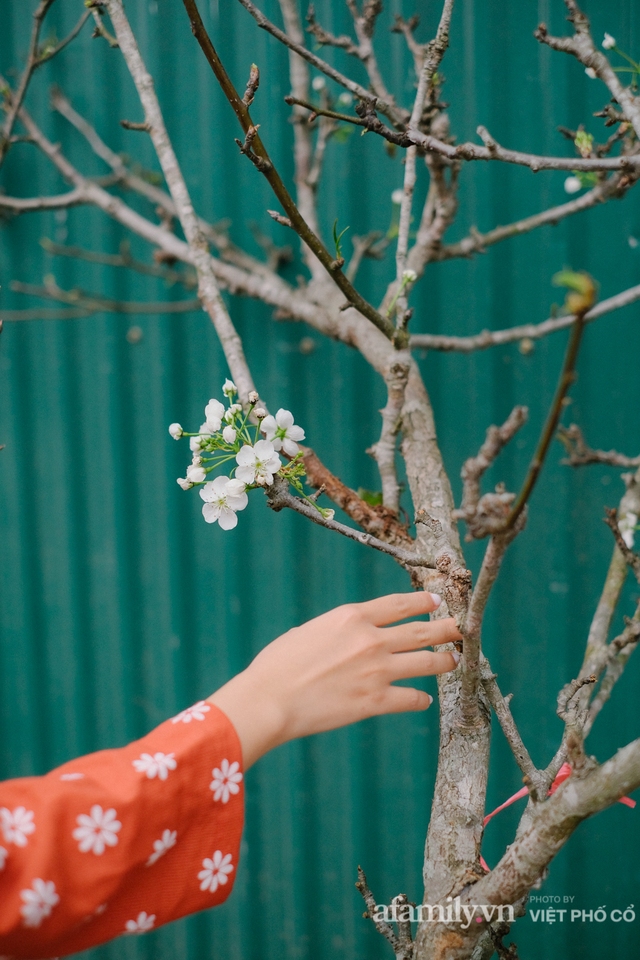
[0, 702, 243, 958]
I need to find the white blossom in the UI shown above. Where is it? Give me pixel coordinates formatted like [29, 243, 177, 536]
[200, 476, 248, 530]
[564, 175, 582, 194]
[337, 91, 353, 106]
[248, 390, 259, 404]
[73, 805, 121, 855]
[1, 807, 35, 847]
[260, 409, 305, 457]
[222, 425, 237, 444]
[186, 464, 206, 484]
[222, 378, 237, 397]
[402, 269, 417, 283]
[20, 879, 59, 928]
[190, 436, 204, 453]
[125, 911, 156, 934]
[585, 66, 597, 78]
[224, 402, 242, 423]
[0, 846, 7, 869]
[602, 32, 616, 49]
[204, 398, 225, 431]
[619, 511, 638, 549]
[391, 188, 404, 205]
[132, 752, 177, 781]
[198, 850, 234, 893]
[177, 477, 193, 491]
[168, 423, 183, 440]
[146, 829, 177, 866]
[210, 759, 243, 803]
[235, 440, 282, 485]
[171, 700, 210, 723]
[311, 75, 326, 91]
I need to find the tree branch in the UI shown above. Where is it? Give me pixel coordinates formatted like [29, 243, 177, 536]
[558, 423, 640, 468]
[266, 477, 433, 569]
[367, 360, 410, 514]
[181, 0, 396, 341]
[409, 281, 640, 352]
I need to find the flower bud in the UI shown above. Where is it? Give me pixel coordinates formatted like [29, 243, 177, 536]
[177, 477, 193, 490]
[186, 464, 206, 484]
[402, 269, 417, 283]
[311, 76, 326, 91]
[168, 423, 183, 439]
[391, 188, 404, 205]
[222, 378, 237, 397]
[222, 426, 237, 444]
[564, 176, 582, 194]
[602, 33, 615, 50]
[248, 390, 259, 404]
[255, 407, 267, 419]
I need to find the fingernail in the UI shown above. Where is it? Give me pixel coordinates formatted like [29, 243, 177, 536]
[451, 650, 461, 665]
[427, 694, 434, 706]
[430, 592, 442, 607]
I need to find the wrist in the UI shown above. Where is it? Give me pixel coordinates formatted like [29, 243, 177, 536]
[207, 668, 288, 770]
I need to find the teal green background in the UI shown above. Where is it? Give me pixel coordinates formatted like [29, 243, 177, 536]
[1, 0, 640, 956]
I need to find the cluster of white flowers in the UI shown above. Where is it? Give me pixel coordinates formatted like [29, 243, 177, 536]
[169, 380, 312, 531]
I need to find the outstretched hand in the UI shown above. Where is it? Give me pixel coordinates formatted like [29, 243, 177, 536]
[208, 592, 462, 768]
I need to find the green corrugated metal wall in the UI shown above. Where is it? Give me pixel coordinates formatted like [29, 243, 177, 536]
[1, 1, 640, 957]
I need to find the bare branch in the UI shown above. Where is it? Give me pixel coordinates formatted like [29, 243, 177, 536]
[556, 674, 597, 723]
[367, 359, 410, 513]
[453, 406, 528, 540]
[355, 866, 403, 957]
[604, 507, 640, 584]
[301, 447, 413, 547]
[181, 0, 396, 341]
[266, 477, 434, 569]
[9, 279, 201, 316]
[480, 658, 544, 794]
[236, 0, 408, 126]
[470, 736, 640, 911]
[0, 0, 56, 167]
[437, 172, 635, 261]
[558, 424, 640, 468]
[504, 278, 597, 531]
[103, 0, 257, 400]
[535, 1, 640, 141]
[0, 187, 87, 212]
[410, 281, 640, 352]
[586, 618, 640, 734]
[39, 238, 197, 288]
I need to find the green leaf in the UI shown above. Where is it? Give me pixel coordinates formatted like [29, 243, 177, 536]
[332, 218, 350, 259]
[357, 487, 383, 506]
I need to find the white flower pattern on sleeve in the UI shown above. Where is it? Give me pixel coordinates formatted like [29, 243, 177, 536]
[1, 807, 35, 847]
[125, 911, 156, 934]
[171, 700, 210, 723]
[72, 805, 121, 854]
[209, 759, 243, 803]
[198, 850, 234, 892]
[0, 846, 7, 869]
[132, 752, 177, 780]
[20, 879, 60, 928]
[146, 829, 177, 866]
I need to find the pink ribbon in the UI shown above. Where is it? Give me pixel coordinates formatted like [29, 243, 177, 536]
[479, 763, 636, 872]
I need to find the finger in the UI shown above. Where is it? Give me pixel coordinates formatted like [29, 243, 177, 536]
[374, 685, 434, 715]
[381, 617, 462, 651]
[388, 649, 459, 680]
[356, 591, 442, 626]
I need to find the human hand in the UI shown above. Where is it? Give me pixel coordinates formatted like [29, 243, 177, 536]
[208, 592, 461, 768]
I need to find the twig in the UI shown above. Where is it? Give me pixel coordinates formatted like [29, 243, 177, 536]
[236, 0, 408, 126]
[603, 507, 640, 584]
[504, 289, 593, 530]
[9, 280, 201, 316]
[556, 674, 597, 723]
[181, 0, 396, 341]
[302, 447, 412, 547]
[39, 238, 198, 288]
[119, 119, 150, 131]
[585, 619, 640, 735]
[409, 282, 640, 352]
[355, 866, 403, 955]
[0, 0, 56, 167]
[436, 172, 635, 261]
[480, 659, 544, 795]
[453, 407, 528, 540]
[558, 424, 640, 468]
[266, 477, 433, 569]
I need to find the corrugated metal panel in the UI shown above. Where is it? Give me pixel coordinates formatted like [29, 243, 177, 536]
[1, 1, 639, 957]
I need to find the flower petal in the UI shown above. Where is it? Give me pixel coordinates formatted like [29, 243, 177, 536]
[275, 408, 294, 429]
[202, 503, 221, 523]
[217, 508, 239, 530]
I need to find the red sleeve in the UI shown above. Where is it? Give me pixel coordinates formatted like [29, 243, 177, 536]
[0, 701, 244, 959]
